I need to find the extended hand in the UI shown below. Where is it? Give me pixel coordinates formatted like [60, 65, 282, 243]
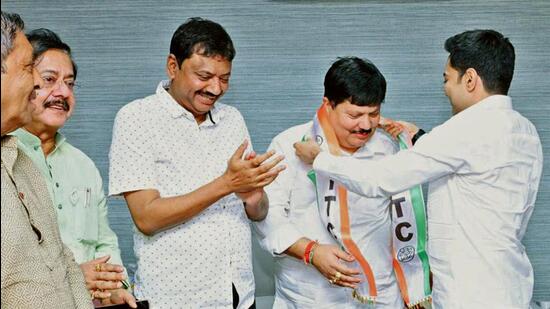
[311, 244, 362, 289]
[379, 117, 419, 139]
[223, 140, 285, 193]
[80, 255, 126, 299]
[293, 139, 321, 165]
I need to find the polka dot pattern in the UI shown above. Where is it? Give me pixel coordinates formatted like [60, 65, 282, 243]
[109, 81, 255, 308]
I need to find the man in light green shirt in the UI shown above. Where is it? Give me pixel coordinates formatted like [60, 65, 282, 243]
[11, 28, 136, 307]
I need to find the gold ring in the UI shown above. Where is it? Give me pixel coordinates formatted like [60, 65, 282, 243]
[95, 264, 101, 272]
[334, 271, 342, 280]
[90, 290, 95, 300]
[329, 278, 336, 285]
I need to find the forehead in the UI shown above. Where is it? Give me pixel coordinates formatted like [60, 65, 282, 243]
[184, 53, 231, 73]
[337, 100, 380, 113]
[444, 58, 457, 75]
[35, 49, 74, 76]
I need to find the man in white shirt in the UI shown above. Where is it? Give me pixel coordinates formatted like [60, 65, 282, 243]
[255, 57, 404, 308]
[295, 30, 543, 309]
[109, 17, 284, 308]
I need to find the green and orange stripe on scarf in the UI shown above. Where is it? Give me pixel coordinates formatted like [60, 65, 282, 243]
[307, 102, 432, 308]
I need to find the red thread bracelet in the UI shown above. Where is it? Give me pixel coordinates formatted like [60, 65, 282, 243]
[303, 240, 318, 264]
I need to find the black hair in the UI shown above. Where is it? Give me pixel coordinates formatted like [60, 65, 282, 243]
[444, 29, 515, 95]
[26, 28, 77, 78]
[324, 57, 386, 107]
[170, 17, 235, 67]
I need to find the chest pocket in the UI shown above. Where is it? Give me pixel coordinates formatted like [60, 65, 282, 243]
[70, 187, 98, 244]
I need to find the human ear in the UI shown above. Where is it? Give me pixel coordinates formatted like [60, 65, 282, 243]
[464, 68, 478, 92]
[166, 54, 179, 79]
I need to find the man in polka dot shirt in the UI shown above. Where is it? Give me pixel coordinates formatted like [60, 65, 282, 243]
[109, 17, 284, 309]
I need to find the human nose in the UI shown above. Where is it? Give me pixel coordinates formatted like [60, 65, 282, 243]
[358, 115, 374, 130]
[50, 79, 73, 98]
[206, 77, 223, 96]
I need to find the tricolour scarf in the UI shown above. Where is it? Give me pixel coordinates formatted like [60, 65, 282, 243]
[307, 102, 431, 308]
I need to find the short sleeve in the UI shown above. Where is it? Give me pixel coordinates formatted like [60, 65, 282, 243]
[108, 103, 157, 196]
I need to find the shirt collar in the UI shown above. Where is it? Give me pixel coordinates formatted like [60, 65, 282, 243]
[10, 128, 67, 154]
[1, 135, 19, 175]
[156, 80, 225, 126]
[457, 94, 513, 119]
[352, 130, 392, 158]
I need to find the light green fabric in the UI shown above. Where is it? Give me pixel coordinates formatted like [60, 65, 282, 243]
[12, 128, 123, 267]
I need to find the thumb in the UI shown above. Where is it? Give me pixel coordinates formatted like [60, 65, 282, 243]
[334, 249, 355, 262]
[231, 140, 248, 162]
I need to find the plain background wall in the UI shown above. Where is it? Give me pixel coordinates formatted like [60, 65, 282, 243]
[3, 0, 549, 303]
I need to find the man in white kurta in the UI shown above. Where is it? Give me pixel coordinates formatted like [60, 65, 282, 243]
[255, 57, 403, 308]
[295, 30, 543, 308]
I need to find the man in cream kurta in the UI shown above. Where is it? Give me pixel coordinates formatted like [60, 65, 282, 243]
[1, 11, 92, 308]
[295, 30, 543, 309]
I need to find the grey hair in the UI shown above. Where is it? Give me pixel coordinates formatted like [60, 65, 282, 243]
[1, 11, 25, 73]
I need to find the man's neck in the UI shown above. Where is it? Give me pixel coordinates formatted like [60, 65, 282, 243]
[24, 124, 58, 156]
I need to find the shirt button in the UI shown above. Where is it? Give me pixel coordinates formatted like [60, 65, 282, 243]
[55, 182, 59, 188]
[57, 204, 62, 209]
[33, 146, 40, 151]
[18, 192, 25, 200]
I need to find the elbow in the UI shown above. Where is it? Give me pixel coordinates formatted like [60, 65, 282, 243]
[134, 219, 158, 236]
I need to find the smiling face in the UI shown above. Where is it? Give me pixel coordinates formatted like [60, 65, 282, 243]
[326, 98, 381, 153]
[167, 52, 231, 123]
[1, 31, 41, 135]
[27, 48, 76, 132]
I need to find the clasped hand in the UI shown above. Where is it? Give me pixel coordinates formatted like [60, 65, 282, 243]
[223, 140, 285, 195]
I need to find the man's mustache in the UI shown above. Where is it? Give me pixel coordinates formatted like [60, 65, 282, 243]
[352, 128, 373, 135]
[198, 90, 219, 100]
[44, 99, 70, 111]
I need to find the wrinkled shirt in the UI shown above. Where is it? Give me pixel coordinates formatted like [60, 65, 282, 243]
[313, 95, 543, 309]
[12, 128, 123, 266]
[109, 81, 254, 308]
[255, 122, 402, 308]
[1, 136, 92, 308]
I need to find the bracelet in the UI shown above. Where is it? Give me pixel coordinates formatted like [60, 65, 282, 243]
[303, 240, 318, 264]
[308, 243, 318, 265]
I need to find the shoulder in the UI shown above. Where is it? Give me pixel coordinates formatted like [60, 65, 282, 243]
[271, 122, 312, 146]
[217, 102, 245, 122]
[60, 142, 101, 177]
[115, 93, 159, 122]
[368, 130, 399, 154]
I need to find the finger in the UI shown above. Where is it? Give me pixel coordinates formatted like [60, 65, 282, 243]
[333, 270, 362, 284]
[333, 263, 361, 277]
[93, 290, 112, 299]
[336, 280, 359, 289]
[250, 150, 276, 166]
[98, 263, 125, 273]
[256, 155, 285, 174]
[95, 271, 126, 282]
[95, 280, 123, 290]
[121, 291, 137, 308]
[230, 140, 248, 162]
[334, 249, 355, 262]
[245, 151, 257, 160]
[255, 167, 286, 187]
